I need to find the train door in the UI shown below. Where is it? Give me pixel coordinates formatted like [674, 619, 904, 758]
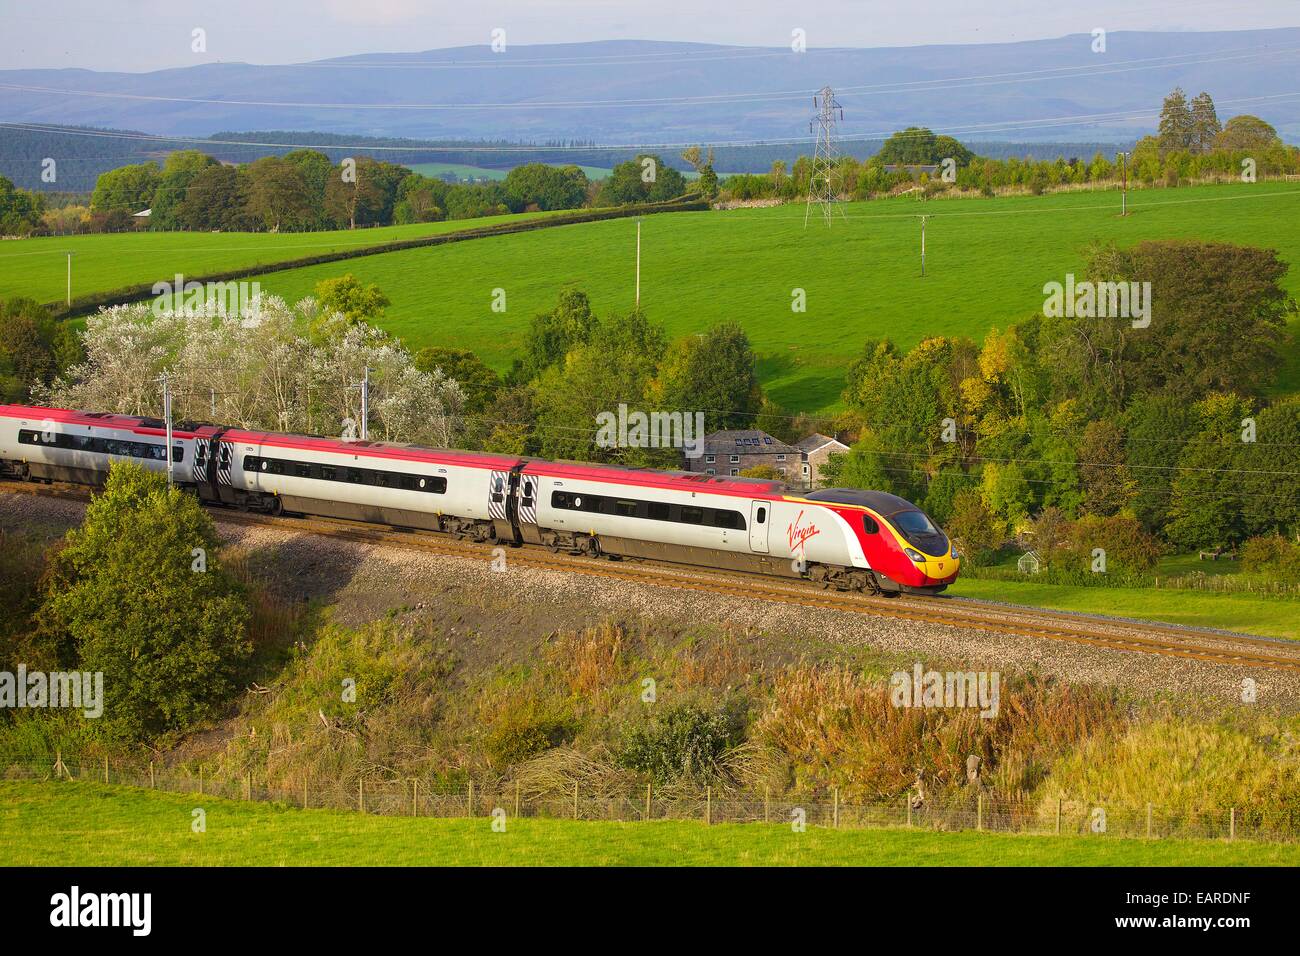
[749, 500, 770, 553]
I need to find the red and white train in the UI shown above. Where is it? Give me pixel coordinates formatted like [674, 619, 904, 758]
[0, 404, 960, 595]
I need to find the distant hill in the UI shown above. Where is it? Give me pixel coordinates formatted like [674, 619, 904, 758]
[1, 30, 1297, 148]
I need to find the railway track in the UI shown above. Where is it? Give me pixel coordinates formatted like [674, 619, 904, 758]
[6, 480, 1300, 676]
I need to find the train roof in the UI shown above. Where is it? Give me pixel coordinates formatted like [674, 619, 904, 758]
[220, 429, 523, 470]
[524, 458, 787, 497]
[0, 404, 203, 438]
[803, 488, 921, 515]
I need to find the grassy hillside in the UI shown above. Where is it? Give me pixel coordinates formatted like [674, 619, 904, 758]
[0, 209, 554, 305]
[3, 781, 1294, 866]
[233, 183, 1300, 411]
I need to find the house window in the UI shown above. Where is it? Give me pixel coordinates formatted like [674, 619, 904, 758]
[802, 463, 810, 475]
[706, 468, 715, 475]
[776, 454, 786, 461]
[729, 455, 739, 463]
[705, 455, 715, 464]
[729, 469, 739, 476]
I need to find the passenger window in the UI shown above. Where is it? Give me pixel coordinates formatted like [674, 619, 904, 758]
[863, 515, 879, 534]
[648, 502, 670, 521]
[756, 507, 766, 524]
[681, 506, 704, 525]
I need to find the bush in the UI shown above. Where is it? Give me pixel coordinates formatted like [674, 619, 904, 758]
[617, 702, 745, 784]
[483, 699, 577, 768]
[1241, 535, 1300, 583]
[35, 463, 252, 742]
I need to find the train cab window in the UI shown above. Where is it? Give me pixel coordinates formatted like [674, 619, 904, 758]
[491, 476, 505, 502]
[681, 506, 704, 525]
[863, 515, 879, 534]
[756, 507, 766, 524]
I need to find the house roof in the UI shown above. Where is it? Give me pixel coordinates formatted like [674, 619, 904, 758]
[794, 433, 848, 454]
[696, 429, 801, 455]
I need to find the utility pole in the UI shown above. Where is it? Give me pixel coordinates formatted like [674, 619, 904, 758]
[359, 366, 370, 441]
[1116, 151, 1130, 216]
[635, 219, 641, 310]
[160, 371, 174, 486]
[919, 215, 929, 277]
[805, 86, 845, 228]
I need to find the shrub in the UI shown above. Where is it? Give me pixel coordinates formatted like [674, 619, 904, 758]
[1241, 535, 1300, 583]
[617, 701, 746, 785]
[35, 463, 252, 742]
[483, 699, 577, 768]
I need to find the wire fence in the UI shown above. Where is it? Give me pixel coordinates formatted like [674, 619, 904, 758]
[6, 758, 1299, 844]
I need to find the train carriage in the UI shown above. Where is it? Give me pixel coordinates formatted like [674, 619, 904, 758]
[0, 403, 960, 595]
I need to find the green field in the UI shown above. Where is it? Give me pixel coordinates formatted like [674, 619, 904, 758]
[224, 182, 1300, 411]
[2, 183, 1298, 411]
[0, 208, 553, 304]
[949, 576, 1300, 640]
[2, 780, 1292, 866]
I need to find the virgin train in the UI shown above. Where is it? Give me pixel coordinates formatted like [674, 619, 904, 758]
[0, 404, 960, 595]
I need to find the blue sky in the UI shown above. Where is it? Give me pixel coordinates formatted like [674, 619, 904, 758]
[2, 0, 1298, 71]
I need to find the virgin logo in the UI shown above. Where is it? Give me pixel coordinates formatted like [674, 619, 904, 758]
[787, 510, 821, 552]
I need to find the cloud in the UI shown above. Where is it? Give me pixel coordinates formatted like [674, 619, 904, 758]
[321, 0, 426, 26]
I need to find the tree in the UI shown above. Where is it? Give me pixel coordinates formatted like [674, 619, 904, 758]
[0, 298, 79, 401]
[945, 488, 1005, 565]
[1078, 418, 1135, 516]
[91, 162, 160, 214]
[324, 158, 388, 229]
[414, 347, 500, 414]
[503, 163, 587, 211]
[877, 127, 938, 165]
[312, 274, 390, 329]
[598, 154, 687, 205]
[514, 290, 598, 382]
[36, 463, 252, 741]
[650, 323, 762, 432]
[244, 156, 314, 232]
[1188, 92, 1221, 154]
[0, 175, 47, 235]
[1214, 115, 1282, 151]
[179, 164, 251, 231]
[150, 151, 219, 230]
[393, 174, 447, 224]
[1157, 88, 1195, 153]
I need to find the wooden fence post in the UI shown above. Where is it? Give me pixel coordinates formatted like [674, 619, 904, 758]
[573, 782, 579, 820]
[199, 765, 204, 796]
[764, 787, 770, 824]
[1230, 807, 1236, 841]
[645, 783, 651, 821]
[906, 796, 912, 828]
[467, 779, 474, 817]
[411, 779, 417, 817]
[1146, 803, 1153, 839]
[244, 769, 251, 800]
[303, 774, 309, 810]
[103, 755, 109, 784]
[514, 781, 521, 819]
[705, 786, 712, 825]
[149, 761, 155, 789]
[1055, 796, 1061, 835]
[833, 788, 839, 829]
[977, 793, 983, 831]
[358, 777, 365, 814]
